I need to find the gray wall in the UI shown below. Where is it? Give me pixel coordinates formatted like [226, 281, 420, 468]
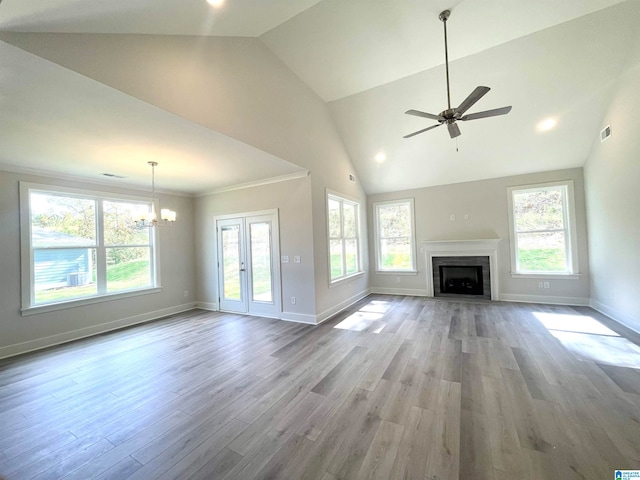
[0, 170, 197, 358]
[584, 42, 640, 332]
[367, 168, 590, 304]
[194, 173, 370, 324]
[194, 176, 317, 322]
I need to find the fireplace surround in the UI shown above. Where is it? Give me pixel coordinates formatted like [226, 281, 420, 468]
[422, 239, 500, 300]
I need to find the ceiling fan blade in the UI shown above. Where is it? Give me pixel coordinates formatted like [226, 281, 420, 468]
[456, 86, 490, 116]
[447, 122, 461, 138]
[405, 109, 442, 121]
[403, 123, 442, 138]
[460, 106, 512, 121]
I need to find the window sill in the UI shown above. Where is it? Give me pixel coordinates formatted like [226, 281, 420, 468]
[510, 273, 581, 280]
[330, 271, 365, 287]
[375, 270, 418, 276]
[21, 287, 162, 317]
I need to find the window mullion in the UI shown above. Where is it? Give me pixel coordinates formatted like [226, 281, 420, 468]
[96, 199, 107, 294]
[340, 201, 346, 277]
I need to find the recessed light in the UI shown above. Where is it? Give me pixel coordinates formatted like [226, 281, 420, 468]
[537, 118, 556, 132]
[375, 152, 386, 163]
[207, 0, 224, 7]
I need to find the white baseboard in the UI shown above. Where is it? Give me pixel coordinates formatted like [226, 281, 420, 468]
[0, 302, 197, 360]
[316, 289, 371, 325]
[370, 287, 428, 296]
[590, 299, 640, 335]
[499, 293, 590, 306]
[196, 301, 218, 311]
[196, 300, 328, 325]
[280, 312, 318, 325]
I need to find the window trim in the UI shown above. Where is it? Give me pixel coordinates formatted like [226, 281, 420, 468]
[326, 190, 362, 284]
[507, 180, 579, 278]
[20, 182, 161, 314]
[373, 198, 417, 273]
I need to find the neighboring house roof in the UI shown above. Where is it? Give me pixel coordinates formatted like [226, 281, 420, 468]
[32, 226, 94, 247]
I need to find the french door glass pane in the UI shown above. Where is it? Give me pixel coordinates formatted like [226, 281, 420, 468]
[250, 222, 273, 302]
[222, 227, 241, 300]
[106, 247, 151, 292]
[517, 232, 566, 272]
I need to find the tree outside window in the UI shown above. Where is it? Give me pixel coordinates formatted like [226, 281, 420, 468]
[374, 199, 415, 272]
[25, 186, 155, 307]
[328, 193, 360, 281]
[509, 182, 576, 274]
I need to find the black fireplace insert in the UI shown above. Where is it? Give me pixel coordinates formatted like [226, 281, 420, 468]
[439, 265, 483, 295]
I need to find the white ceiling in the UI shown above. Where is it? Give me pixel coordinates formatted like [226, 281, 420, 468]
[0, 0, 637, 195]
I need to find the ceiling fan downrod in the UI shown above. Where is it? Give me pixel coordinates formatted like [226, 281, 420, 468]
[440, 9, 451, 110]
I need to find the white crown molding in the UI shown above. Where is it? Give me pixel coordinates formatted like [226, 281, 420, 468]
[197, 170, 310, 197]
[0, 162, 192, 197]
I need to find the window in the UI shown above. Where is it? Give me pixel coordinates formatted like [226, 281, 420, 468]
[374, 199, 416, 272]
[327, 192, 361, 282]
[507, 181, 578, 276]
[21, 183, 158, 311]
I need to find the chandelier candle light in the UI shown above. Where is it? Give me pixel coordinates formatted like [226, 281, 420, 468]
[135, 161, 176, 228]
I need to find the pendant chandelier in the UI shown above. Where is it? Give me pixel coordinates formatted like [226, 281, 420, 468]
[135, 161, 176, 228]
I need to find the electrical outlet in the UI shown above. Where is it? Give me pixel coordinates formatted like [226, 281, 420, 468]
[538, 282, 543, 288]
[450, 214, 455, 221]
[294, 256, 301, 263]
[464, 213, 469, 220]
[184, 290, 189, 297]
[282, 256, 289, 263]
[291, 296, 296, 305]
[543, 282, 550, 289]
[396, 276, 401, 283]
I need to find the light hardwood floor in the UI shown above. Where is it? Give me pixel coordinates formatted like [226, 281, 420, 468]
[1, 295, 640, 479]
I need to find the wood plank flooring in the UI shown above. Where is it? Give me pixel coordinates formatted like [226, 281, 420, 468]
[1, 295, 640, 479]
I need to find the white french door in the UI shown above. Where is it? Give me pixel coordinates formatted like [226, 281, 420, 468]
[216, 212, 281, 317]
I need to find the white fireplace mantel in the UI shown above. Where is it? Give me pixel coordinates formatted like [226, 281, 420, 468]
[421, 239, 500, 300]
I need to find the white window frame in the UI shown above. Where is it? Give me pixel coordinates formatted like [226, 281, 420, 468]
[20, 182, 161, 315]
[507, 180, 580, 278]
[373, 198, 417, 273]
[327, 190, 362, 284]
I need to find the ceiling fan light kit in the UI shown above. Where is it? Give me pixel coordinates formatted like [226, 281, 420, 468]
[404, 9, 512, 139]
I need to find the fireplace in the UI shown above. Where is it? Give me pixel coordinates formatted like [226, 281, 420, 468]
[432, 256, 490, 299]
[440, 265, 483, 295]
[421, 239, 500, 301]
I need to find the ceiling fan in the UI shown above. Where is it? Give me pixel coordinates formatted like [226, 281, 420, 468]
[404, 9, 512, 139]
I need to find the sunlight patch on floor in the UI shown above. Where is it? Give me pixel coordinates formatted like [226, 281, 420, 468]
[334, 301, 390, 332]
[334, 312, 384, 332]
[534, 312, 619, 336]
[534, 312, 640, 368]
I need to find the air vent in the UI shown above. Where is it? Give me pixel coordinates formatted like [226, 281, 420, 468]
[600, 125, 611, 143]
[348, 173, 356, 183]
[99, 172, 127, 179]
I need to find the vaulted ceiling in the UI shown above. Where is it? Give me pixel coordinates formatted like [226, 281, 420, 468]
[0, 0, 637, 195]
